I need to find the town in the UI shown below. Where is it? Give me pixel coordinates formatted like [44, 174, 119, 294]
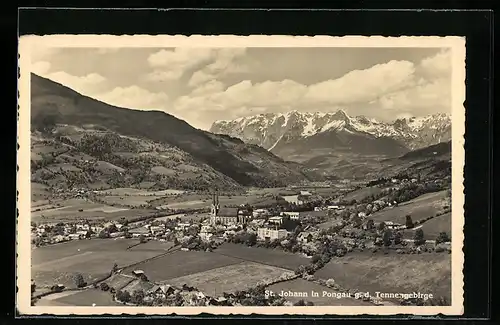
[31, 175, 452, 308]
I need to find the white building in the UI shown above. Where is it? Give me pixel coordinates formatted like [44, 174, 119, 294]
[281, 211, 300, 220]
[257, 228, 289, 241]
[252, 209, 269, 218]
[268, 216, 284, 225]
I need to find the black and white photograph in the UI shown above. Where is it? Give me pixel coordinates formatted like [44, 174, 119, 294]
[17, 35, 465, 315]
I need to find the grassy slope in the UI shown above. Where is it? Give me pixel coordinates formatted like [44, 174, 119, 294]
[31, 74, 312, 188]
[368, 190, 449, 225]
[315, 251, 452, 300]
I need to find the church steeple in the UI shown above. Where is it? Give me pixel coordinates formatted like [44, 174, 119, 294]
[211, 189, 219, 216]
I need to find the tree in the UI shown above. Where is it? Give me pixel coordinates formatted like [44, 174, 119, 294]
[365, 219, 374, 230]
[116, 290, 131, 303]
[139, 235, 147, 243]
[98, 230, 110, 239]
[112, 263, 118, 272]
[436, 232, 450, 244]
[294, 299, 306, 306]
[73, 273, 87, 288]
[414, 229, 425, 246]
[378, 222, 386, 231]
[311, 254, 321, 264]
[99, 282, 110, 291]
[383, 230, 392, 247]
[32, 112, 59, 134]
[245, 233, 257, 246]
[405, 215, 414, 229]
[85, 230, 92, 239]
[131, 289, 145, 305]
[394, 231, 402, 245]
[31, 281, 36, 294]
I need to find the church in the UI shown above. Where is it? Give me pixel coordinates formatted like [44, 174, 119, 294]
[209, 192, 249, 225]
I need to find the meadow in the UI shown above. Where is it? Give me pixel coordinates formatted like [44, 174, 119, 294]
[314, 251, 452, 301]
[31, 238, 165, 289]
[36, 289, 123, 306]
[167, 261, 289, 295]
[368, 190, 448, 225]
[403, 212, 452, 240]
[213, 243, 310, 270]
[122, 250, 241, 282]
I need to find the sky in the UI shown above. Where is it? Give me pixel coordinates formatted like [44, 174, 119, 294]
[31, 47, 452, 130]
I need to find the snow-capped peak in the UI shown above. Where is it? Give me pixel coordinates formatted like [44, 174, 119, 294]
[210, 110, 451, 151]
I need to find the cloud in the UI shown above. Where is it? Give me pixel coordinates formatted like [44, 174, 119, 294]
[32, 61, 51, 75]
[96, 85, 169, 111]
[42, 71, 107, 95]
[190, 80, 225, 96]
[147, 47, 250, 83]
[304, 60, 417, 105]
[188, 70, 214, 87]
[374, 78, 450, 113]
[418, 48, 452, 79]
[172, 50, 452, 128]
[145, 48, 216, 81]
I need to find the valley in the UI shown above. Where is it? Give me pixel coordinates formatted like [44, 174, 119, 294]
[29, 73, 454, 308]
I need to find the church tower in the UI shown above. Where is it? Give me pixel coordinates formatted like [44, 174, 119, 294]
[210, 190, 220, 216]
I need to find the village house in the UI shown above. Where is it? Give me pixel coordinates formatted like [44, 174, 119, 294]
[199, 224, 214, 241]
[109, 231, 124, 238]
[384, 221, 405, 230]
[175, 223, 191, 231]
[130, 226, 150, 237]
[281, 211, 300, 220]
[147, 284, 175, 298]
[252, 208, 269, 218]
[150, 225, 164, 235]
[257, 227, 289, 241]
[68, 233, 81, 240]
[268, 216, 284, 226]
[132, 270, 145, 277]
[297, 231, 316, 244]
[76, 224, 90, 231]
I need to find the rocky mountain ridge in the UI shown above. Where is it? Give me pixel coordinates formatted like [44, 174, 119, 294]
[210, 110, 451, 152]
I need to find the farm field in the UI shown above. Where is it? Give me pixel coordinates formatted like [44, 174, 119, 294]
[368, 190, 448, 225]
[213, 243, 310, 270]
[105, 274, 136, 291]
[149, 192, 280, 210]
[167, 261, 289, 295]
[267, 278, 373, 306]
[31, 182, 53, 201]
[95, 187, 186, 196]
[314, 251, 451, 301]
[403, 212, 452, 240]
[32, 203, 158, 223]
[122, 250, 241, 282]
[340, 186, 385, 202]
[128, 240, 175, 252]
[37, 289, 122, 306]
[32, 239, 140, 264]
[32, 238, 163, 288]
[99, 195, 157, 207]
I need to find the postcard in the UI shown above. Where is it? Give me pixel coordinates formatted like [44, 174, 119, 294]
[17, 34, 465, 316]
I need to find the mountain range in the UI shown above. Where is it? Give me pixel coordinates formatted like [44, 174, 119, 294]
[30, 74, 316, 192]
[210, 110, 451, 162]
